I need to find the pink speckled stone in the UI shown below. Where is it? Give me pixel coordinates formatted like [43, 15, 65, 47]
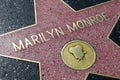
[0, 0, 120, 80]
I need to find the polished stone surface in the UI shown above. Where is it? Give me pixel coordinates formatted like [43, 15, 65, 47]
[0, 0, 35, 34]
[63, 0, 111, 11]
[86, 73, 120, 80]
[109, 17, 120, 46]
[0, 56, 40, 80]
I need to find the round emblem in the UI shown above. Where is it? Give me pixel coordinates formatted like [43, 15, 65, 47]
[61, 40, 96, 70]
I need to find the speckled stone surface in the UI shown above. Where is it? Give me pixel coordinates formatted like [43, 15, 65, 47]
[109, 17, 120, 46]
[0, 0, 35, 34]
[0, 56, 40, 80]
[0, 0, 120, 80]
[86, 73, 120, 80]
[63, 0, 111, 11]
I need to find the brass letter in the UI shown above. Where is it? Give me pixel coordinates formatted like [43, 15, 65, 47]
[101, 12, 109, 20]
[96, 14, 104, 22]
[76, 20, 85, 29]
[12, 40, 25, 51]
[82, 18, 92, 27]
[89, 16, 98, 25]
[55, 27, 64, 37]
[66, 22, 78, 32]
[25, 38, 33, 48]
[31, 35, 41, 44]
[46, 29, 55, 38]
